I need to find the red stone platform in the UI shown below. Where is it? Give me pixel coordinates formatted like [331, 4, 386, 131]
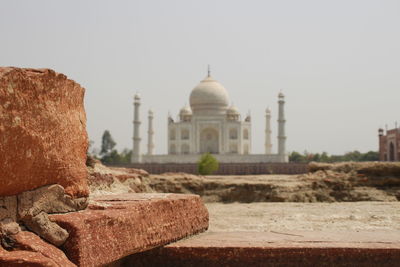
[124, 231, 400, 267]
[49, 193, 209, 267]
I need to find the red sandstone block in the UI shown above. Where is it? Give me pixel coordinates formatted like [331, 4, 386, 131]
[0, 250, 59, 267]
[0, 231, 75, 267]
[50, 193, 209, 267]
[0, 67, 89, 197]
[125, 231, 400, 267]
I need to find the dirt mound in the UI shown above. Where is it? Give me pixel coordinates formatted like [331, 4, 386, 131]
[148, 163, 400, 203]
[309, 161, 400, 177]
[87, 159, 153, 196]
[308, 161, 400, 187]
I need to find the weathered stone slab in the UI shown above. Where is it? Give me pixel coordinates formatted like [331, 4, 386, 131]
[0, 231, 75, 266]
[50, 193, 209, 267]
[0, 67, 89, 197]
[124, 231, 400, 267]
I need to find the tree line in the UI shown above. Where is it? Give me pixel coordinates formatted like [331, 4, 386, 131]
[289, 150, 379, 163]
[91, 130, 379, 164]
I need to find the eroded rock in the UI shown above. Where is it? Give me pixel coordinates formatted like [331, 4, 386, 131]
[0, 219, 19, 250]
[0, 67, 89, 197]
[0, 219, 20, 236]
[17, 184, 88, 246]
[87, 159, 153, 196]
[0, 196, 17, 222]
[0, 184, 87, 247]
[17, 184, 88, 218]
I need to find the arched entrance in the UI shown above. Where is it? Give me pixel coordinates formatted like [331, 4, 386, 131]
[389, 142, 395, 161]
[200, 128, 219, 154]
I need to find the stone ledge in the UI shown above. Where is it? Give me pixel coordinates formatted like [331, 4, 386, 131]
[124, 231, 400, 267]
[0, 231, 75, 267]
[50, 193, 209, 267]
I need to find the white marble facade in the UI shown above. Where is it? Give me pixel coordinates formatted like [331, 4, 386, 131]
[132, 70, 288, 163]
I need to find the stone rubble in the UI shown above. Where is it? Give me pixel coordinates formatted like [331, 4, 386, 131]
[0, 184, 88, 247]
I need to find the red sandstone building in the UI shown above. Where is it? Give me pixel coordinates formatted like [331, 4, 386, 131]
[379, 128, 400, 161]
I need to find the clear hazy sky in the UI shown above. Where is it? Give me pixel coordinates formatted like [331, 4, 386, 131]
[1, 1, 399, 155]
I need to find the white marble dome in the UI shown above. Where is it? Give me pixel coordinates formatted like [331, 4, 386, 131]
[189, 75, 230, 114]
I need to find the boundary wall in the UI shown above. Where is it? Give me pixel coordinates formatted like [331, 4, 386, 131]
[110, 162, 308, 175]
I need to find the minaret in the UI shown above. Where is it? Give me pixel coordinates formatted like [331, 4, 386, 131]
[378, 128, 384, 161]
[277, 91, 286, 157]
[131, 93, 141, 163]
[147, 109, 154, 155]
[265, 107, 272, 154]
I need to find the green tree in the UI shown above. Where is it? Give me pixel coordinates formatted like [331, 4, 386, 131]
[360, 151, 379, 161]
[343, 150, 362, 161]
[198, 153, 219, 175]
[288, 150, 379, 163]
[100, 149, 132, 165]
[320, 152, 329, 162]
[100, 130, 116, 156]
[101, 149, 121, 164]
[289, 151, 305, 162]
[119, 149, 132, 163]
[312, 153, 321, 162]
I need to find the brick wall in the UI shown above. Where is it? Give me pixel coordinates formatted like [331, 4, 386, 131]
[109, 162, 308, 175]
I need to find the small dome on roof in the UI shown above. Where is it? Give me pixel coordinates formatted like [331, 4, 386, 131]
[179, 105, 192, 115]
[227, 104, 239, 115]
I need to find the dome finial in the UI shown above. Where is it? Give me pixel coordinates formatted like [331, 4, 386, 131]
[207, 64, 211, 77]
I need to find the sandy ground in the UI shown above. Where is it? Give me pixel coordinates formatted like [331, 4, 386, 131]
[206, 202, 400, 232]
[205, 175, 306, 185]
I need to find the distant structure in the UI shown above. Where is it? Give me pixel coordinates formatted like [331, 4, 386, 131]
[131, 94, 141, 163]
[147, 109, 154, 155]
[378, 126, 400, 161]
[131, 69, 288, 163]
[265, 107, 272, 154]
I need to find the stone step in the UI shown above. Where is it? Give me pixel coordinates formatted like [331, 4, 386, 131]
[123, 231, 400, 267]
[49, 193, 209, 267]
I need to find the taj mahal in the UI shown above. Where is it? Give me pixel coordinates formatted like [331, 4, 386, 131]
[131, 69, 288, 164]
